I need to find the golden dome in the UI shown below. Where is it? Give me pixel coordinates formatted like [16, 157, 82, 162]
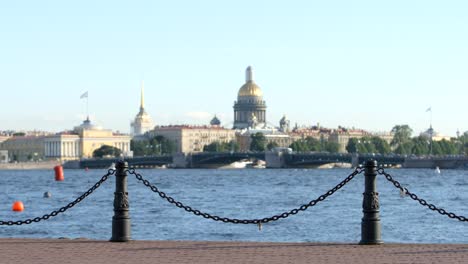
[238, 81, 263, 97]
[237, 66, 263, 97]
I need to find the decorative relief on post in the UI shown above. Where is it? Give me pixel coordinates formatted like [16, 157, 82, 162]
[362, 192, 380, 211]
[114, 192, 129, 209]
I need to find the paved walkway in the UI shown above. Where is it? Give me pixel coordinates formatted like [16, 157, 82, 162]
[1, 239, 467, 264]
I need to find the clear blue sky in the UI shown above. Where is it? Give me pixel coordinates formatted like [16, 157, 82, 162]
[1, 1, 467, 136]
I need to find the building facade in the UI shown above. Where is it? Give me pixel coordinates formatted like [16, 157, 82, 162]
[149, 125, 236, 153]
[236, 128, 293, 152]
[0, 136, 45, 162]
[1, 118, 131, 161]
[233, 66, 267, 129]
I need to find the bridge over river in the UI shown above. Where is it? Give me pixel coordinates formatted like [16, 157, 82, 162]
[67, 152, 411, 169]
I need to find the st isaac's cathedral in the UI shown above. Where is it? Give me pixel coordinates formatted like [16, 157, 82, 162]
[233, 66, 267, 129]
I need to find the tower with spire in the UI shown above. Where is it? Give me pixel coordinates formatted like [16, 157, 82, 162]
[130, 81, 154, 136]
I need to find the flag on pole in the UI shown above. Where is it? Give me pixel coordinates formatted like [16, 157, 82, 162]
[80, 91, 88, 99]
[426, 107, 432, 112]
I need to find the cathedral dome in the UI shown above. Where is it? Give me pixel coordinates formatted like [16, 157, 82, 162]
[238, 81, 263, 97]
[75, 117, 103, 131]
[237, 66, 263, 98]
[210, 115, 221, 126]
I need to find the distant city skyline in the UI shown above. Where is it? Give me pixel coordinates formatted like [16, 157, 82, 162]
[1, 1, 467, 137]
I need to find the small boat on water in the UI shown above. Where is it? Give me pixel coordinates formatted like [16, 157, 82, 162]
[435, 166, 441, 174]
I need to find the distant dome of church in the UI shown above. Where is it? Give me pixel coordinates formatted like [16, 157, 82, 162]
[237, 66, 263, 98]
[210, 115, 221, 126]
[75, 117, 103, 131]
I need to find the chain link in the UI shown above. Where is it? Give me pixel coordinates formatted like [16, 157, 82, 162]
[0, 169, 115, 226]
[377, 168, 468, 222]
[128, 167, 363, 225]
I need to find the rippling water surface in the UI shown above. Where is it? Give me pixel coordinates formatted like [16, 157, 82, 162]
[0, 168, 467, 243]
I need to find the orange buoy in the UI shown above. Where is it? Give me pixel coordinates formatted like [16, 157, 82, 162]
[12, 201, 24, 212]
[54, 165, 64, 181]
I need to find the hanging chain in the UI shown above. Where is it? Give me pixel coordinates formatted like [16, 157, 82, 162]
[128, 167, 363, 225]
[377, 168, 468, 222]
[0, 169, 115, 226]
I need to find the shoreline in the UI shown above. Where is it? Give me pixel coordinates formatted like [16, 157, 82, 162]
[0, 161, 59, 170]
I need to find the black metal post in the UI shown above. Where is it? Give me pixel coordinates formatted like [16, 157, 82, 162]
[111, 161, 131, 242]
[359, 160, 383, 245]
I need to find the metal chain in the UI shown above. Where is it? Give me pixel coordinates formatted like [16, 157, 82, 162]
[0, 169, 115, 226]
[377, 168, 468, 222]
[128, 168, 363, 225]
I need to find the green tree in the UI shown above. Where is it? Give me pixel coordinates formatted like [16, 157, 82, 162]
[305, 137, 321, 151]
[289, 139, 309, 152]
[93, 145, 122, 158]
[131, 135, 176, 156]
[431, 141, 444, 155]
[439, 139, 456, 155]
[394, 141, 414, 155]
[228, 140, 240, 152]
[203, 141, 238, 152]
[324, 141, 340, 153]
[13, 132, 26, 137]
[130, 139, 149, 156]
[158, 137, 176, 154]
[267, 141, 279, 151]
[411, 136, 430, 155]
[371, 136, 391, 154]
[346, 138, 359, 153]
[203, 142, 221, 152]
[391, 125, 413, 147]
[250, 132, 267, 152]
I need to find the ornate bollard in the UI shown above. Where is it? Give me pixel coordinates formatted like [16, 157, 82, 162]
[359, 160, 383, 245]
[111, 161, 131, 242]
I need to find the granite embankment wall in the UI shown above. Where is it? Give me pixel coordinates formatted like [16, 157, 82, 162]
[0, 161, 59, 170]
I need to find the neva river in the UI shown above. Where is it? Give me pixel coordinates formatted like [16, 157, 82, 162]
[0, 168, 468, 243]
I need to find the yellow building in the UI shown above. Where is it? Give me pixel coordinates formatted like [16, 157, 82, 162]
[0, 135, 45, 162]
[148, 125, 236, 153]
[1, 118, 131, 162]
[44, 118, 131, 160]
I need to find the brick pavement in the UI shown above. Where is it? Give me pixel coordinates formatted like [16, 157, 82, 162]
[0, 239, 467, 264]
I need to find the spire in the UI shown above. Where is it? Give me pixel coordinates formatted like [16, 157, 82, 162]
[140, 80, 145, 111]
[245, 66, 253, 82]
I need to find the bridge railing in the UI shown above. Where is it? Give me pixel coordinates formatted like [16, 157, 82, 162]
[1, 160, 467, 244]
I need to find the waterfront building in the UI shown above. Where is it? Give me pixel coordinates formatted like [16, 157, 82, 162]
[328, 127, 373, 153]
[130, 81, 154, 136]
[233, 66, 267, 129]
[236, 128, 293, 152]
[0, 118, 131, 161]
[44, 118, 131, 160]
[0, 135, 46, 162]
[289, 125, 332, 141]
[148, 125, 236, 153]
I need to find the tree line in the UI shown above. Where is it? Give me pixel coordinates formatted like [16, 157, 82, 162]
[123, 125, 468, 157]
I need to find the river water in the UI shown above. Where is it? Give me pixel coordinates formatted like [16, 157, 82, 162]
[0, 168, 467, 243]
